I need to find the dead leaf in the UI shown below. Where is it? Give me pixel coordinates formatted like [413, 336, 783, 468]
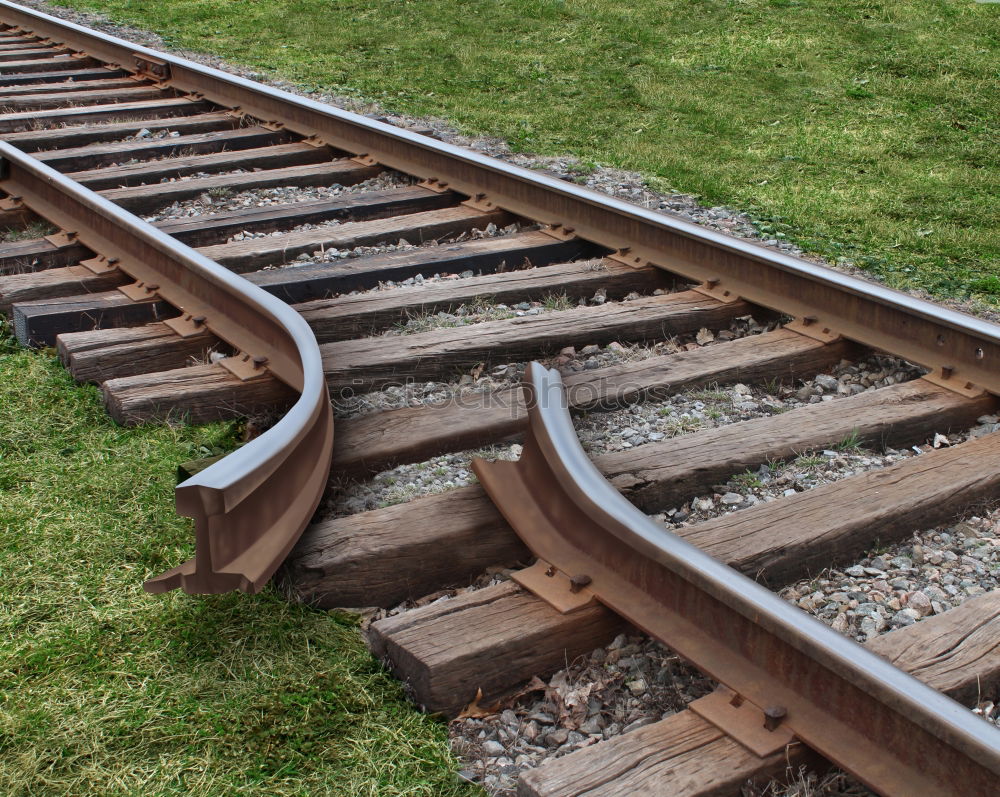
[502, 675, 547, 705]
[457, 688, 501, 719]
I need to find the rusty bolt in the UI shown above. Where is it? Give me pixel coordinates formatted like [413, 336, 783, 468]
[569, 574, 592, 593]
[544, 565, 557, 578]
[252, 356, 269, 367]
[763, 705, 787, 732]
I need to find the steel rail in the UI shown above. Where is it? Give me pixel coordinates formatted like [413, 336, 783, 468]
[472, 363, 1000, 797]
[0, 142, 333, 594]
[3, 0, 1000, 396]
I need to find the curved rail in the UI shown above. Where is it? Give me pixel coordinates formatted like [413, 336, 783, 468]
[0, 142, 333, 594]
[472, 362, 1000, 796]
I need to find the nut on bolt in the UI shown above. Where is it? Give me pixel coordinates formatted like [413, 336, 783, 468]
[763, 705, 787, 731]
[569, 574, 592, 593]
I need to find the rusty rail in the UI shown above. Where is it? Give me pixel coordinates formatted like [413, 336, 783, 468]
[2, 0, 1000, 396]
[0, 142, 333, 594]
[472, 362, 1000, 796]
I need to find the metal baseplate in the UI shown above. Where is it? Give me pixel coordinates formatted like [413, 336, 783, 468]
[540, 222, 576, 240]
[511, 560, 595, 614]
[163, 312, 208, 338]
[43, 229, 78, 248]
[785, 316, 841, 343]
[117, 280, 160, 302]
[418, 177, 452, 193]
[461, 192, 498, 212]
[79, 255, 119, 275]
[692, 277, 741, 303]
[218, 352, 270, 381]
[689, 687, 796, 758]
[923, 366, 985, 398]
[606, 248, 650, 269]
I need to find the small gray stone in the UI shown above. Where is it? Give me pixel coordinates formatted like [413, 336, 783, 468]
[831, 613, 850, 633]
[891, 610, 917, 628]
[482, 740, 505, 757]
[626, 679, 647, 696]
[859, 615, 885, 637]
[545, 728, 569, 746]
[905, 591, 933, 616]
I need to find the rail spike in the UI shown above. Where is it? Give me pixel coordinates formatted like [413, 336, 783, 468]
[472, 362, 1000, 797]
[0, 142, 333, 595]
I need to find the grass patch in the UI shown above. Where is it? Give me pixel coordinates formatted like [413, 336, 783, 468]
[1, 221, 55, 243]
[541, 292, 574, 311]
[834, 428, 863, 452]
[732, 469, 764, 489]
[0, 325, 471, 796]
[50, 0, 1000, 303]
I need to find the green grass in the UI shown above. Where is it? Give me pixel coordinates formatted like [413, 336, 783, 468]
[732, 469, 764, 489]
[834, 428, 863, 451]
[0, 326, 471, 796]
[52, 0, 1000, 303]
[1, 221, 55, 243]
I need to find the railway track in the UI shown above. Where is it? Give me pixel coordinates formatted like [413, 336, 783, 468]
[1, 3, 999, 794]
